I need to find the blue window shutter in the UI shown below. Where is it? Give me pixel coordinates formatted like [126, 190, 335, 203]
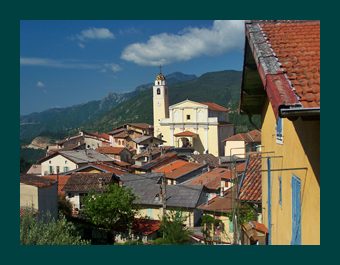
[291, 176, 301, 245]
[276, 118, 283, 144]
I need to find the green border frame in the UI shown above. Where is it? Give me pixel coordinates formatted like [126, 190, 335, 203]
[1, 0, 328, 263]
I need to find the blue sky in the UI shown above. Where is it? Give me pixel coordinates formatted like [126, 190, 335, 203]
[20, 20, 245, 115]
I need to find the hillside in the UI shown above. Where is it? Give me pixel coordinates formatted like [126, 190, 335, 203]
[83, 70, 252, 132]
[20, 72, 197, 142]
[20, 70, 260, 143]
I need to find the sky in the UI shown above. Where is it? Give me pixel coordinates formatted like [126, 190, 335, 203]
[20, 20, 245, 115]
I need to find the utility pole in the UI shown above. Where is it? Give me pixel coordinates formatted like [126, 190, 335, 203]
[160, 173, 167, 239]
[161, 173, 167, 217]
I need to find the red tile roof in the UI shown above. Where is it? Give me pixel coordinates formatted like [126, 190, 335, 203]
[113, 131, 130, 139]
[174, 131, 198, 137]
[42, 175, 71, 195]
[201, 102, 230, 112]
[96, 146, 126, 155]
[198, 191, 233, 213]
[132, 219, 161, 236]
[239, 154, 262, 203]
[260, 21, 320, 108]
[20, 175, 56, 188]
[245, 20, 320, 117]
[153, 160, 205, 180]
[187, 168, 232, 190]
[223, 130, 261, 143]
[127, 123, 153, 130]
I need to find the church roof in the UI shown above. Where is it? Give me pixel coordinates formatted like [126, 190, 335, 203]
[200, 102, 230, 112]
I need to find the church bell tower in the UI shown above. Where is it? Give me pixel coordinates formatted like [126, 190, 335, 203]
[153, 67, 169, 138]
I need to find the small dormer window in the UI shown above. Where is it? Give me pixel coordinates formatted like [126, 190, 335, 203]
[157, 88, 161, 95]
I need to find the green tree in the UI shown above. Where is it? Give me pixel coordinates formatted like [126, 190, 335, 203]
[82, 184, 137, 241]
[157, 211, 192, 244]
[20, 208, 88, 245]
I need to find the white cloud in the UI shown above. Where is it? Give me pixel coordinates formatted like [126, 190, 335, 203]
[76, 27, 115, 41]
[78, 42, 85, 48]
[36, 81, 45, 88]
[121, 20, 244, 66]
[20, 57, 121, 73]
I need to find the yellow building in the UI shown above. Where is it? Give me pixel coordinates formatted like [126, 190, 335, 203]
[153, 72, 234, 156]
[240, 21, 320, 245]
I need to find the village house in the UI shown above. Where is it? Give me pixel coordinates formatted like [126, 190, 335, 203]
[119, 173, 207, 227]
[222, 129, 261, 159]
[20, 174, 58, 219]
[132, 151, 178, 174]
[185, 167, 233, 200]
[108, 123, 154, 150]
[96, 146, 133, 163]
[197, 190, 234, 244]
[188, 153, 220, 169]
[62, 162, 128, 175]
[42, 174, 71, 196]
[39, 149, 115, 176]
[152, 72, 234, 156]
[62, 172, 118, 214]
[47, 131, 111, 154]
[132, 135, 166, 155]
[152, 159, 207, 185]
[240, 20, 320, 245]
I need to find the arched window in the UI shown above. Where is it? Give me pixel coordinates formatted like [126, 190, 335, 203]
[157, 88, 161, 95]
[158, 81, 160, 85]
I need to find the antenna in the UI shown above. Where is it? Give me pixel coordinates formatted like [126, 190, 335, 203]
[159, 65, 162, 74]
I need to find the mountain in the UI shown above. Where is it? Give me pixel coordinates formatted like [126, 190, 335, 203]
[83, 70, 248, 132]
[20, 72, 198, 142]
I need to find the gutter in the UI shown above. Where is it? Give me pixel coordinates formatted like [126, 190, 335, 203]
[279, 106, 320, 118]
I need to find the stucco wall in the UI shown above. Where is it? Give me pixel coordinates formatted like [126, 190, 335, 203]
[41, 155, 77, 176]
[138, 206, 196, 227]
[225, 141, 246, 159]
[261, 100, 320, 245]
[20, 183, 58, 219]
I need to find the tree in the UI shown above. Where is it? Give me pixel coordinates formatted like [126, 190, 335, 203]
[20, 208, 88, 245]
[81, 184, 137, 241]
[157, 211, 192, 244]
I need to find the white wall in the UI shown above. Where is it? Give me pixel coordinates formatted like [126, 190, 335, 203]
[41, 155, 78, 176]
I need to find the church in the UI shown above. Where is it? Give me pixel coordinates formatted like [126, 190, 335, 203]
[153, 71, 234, 157]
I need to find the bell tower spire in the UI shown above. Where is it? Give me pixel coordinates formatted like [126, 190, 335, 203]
[153, 67, 169, 138]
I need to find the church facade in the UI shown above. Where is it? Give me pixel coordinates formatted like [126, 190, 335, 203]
[153, 72, 234, 157]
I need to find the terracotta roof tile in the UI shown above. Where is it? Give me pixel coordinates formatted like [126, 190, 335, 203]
[259, 21, 320, 109]
[96, 146, 126, 155]
[20, 175, 56, 188]
[223, 130, 261, 143]
[153, 160, 205, 180]
[187, 168, 232, 190]
[239, 154, 262, 202]
[198, 191, 233, 213]
[200, 102, 230, 112]
[132, 219, 161, 236]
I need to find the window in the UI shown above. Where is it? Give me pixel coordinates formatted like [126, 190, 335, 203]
[276, 117, 283, 144]
[157, 88, 161, 95]
[65, 160, 67, 164]
[56, 166, 60, 173]
[186, 114, 191, 120]
[279, 176, 282, 207]
[49, 166, 53, 174]
[64, 166, 69, 172]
